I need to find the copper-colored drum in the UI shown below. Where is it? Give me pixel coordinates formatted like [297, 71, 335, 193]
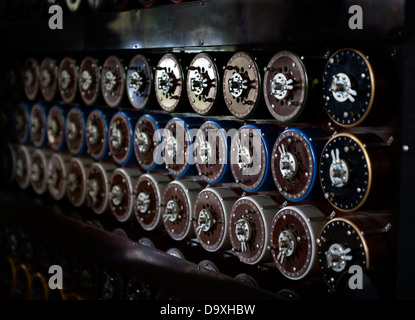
[39, 57, 58, 103]
[162, 180, 202, 241]
[193, 187, 238, 252]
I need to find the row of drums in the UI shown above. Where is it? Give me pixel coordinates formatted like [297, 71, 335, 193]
[4, 48, 383, 127]
[2, 100, 392, 212]
[3, 143, 392, 291]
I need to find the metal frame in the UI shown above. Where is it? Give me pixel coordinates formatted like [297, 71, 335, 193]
[1, 0, 414, 299]
[0, 0, 406, 54]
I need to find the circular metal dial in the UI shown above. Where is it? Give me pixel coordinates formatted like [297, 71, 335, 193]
[193, 187, 237, 252]
[65, 107, 87, 155]
[134, 113, 169, 171]
[108, 111, 135, 165]
[272, 129, 322, 202]
[229, 195, 277, 265]
[230, 124, 274, 192]
[134, 173, 170, 231]
[15, 145, 31, 189]
[127, 54, 153, 110]
[222, 52, 261, 119]
[264, 51, 308, 123]
[187, 53, 219, 115]
[162, 180, 201, 241]
[161, 117, 196, 177]
[317, 217, 371, 291]
[47, 153, 68, 201]
[322, 49, 374, 127]
[85, 109, 111, 160]
[154, 54, 184, 112]
[320, 133, 372, 212]
[86, 162, 115, 214]
[79, 56, 101, 106]
[30, 149, 49, 195]
[30, 103, 48, 147]
[109, 168, 139, 222]
[58, 57, 78, 104]
[23, 58, 39, 101]
[101, 55, 125, 108]
[270, 205, 326, 280]
[15, 102, 31, 144]
[67, 157, 91, 207]
[39, 57, 58, 103]
[47, 105, 66, 151]
[195, 120, 232, 184]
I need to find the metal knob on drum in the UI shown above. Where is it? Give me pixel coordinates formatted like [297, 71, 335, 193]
[154, 53, 185, 113]
[229, 195, 279, 265]
[161, 117, 201, 177]
[186, 53, 220, 116]
[222, 52, 261, 119]
[270, 205, 327, 280]
[126, 54, 153, 111]
[162, 180, 203, 241]
[39, 57, 58, 103]
[194, 120, 236, 184]
[108, 111, 140, 165]
[30, 148, 51, 195]
[30, 103, 48, 148]
[133, 113, 170, 171]
[85, 108, 114, 161]
[317, 215, 391, 292]
[47, 105, 67, 152]
[66, 157, 94, 207]
[86, 161, 117, 215]
[78, 56, 102, 106]
[230, 123, 278, 192]
[14, 101, 31, 145]
[23, 58, 40, 101]
[58, 56, 79, 104]
[47, 153, 70, 201]
[65, 107, 89, 156]
[15, 145, 32, 190]
[271, 128, 326, 202]
[109, 167, 142, 223]
[133, 173, 171, 231]
[193, 187, 238, 252]
[101, 55, 126, 108]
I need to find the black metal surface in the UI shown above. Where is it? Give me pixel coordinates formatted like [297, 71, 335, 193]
[396, 0, 415, 299]
[0, 0, 406, 54]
